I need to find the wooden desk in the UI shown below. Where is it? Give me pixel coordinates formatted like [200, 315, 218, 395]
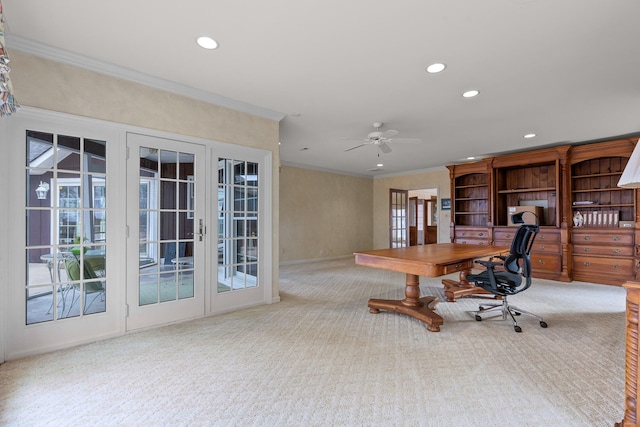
[354, 243, 507, 332]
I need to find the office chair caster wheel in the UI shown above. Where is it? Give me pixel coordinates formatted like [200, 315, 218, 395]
[514, 325, 522, 333]
[514, 311, 521, 316]
[540, 321, 548, 328]
[475, 315, 482, 321]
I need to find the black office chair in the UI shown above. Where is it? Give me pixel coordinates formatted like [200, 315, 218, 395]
[466, 212, 548, 332]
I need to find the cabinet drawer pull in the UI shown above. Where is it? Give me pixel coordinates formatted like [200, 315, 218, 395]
[584, 247, 590, 252]
[583, 236, 590, 241]
[505, 234, 511, 239]
[539, 235, 545, 240]
[612, 249, 620, 254]
[538, 259, 545, 265]
[613, 236, 621, 241]
[584, 262, 591, 267]
[539, 245, 545, 250]
[479, 233, 484, 236]
[614, 264, 621, 269]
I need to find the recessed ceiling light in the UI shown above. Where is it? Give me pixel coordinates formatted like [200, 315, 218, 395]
[524, 133, 537, 139]
[467, 156, 476, 160]
[462, 90, 480, 98]
[426, 63, 446, 74]
[196, 36, 218, 50]
[377, 163, 384, 167]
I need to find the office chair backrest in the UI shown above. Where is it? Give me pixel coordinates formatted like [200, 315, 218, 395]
[502, 223, 539, 293]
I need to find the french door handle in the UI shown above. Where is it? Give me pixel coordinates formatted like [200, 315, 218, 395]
[198, 219, 205, 241]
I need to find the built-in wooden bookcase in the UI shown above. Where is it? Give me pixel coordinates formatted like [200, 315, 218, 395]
[494, 162, 558, 227]
[453, 173, 489, 226]
[570, 155, 634, 226]
[491, 147, 567, 228]
[447, 161, 492, 245]
[568, 139, 638, 285]
[447, 138, 640, 285]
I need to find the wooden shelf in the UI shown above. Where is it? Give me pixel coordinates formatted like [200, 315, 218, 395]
[572, 204, 634, 208]
[572, 172, 623, 179]
[572, 188, 627, 193]
[454, 184, 487, 189]
[498, 187, 555, 194]
[454, 212, 489, 215]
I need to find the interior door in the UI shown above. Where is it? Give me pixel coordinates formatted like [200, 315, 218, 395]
[389, 189, 408, 248]
[126, 133, 206, 330]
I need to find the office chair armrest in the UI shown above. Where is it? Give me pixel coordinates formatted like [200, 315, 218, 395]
[475, 259, 503, 269]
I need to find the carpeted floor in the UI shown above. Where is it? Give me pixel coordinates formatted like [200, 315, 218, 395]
[0, 258, 627, 426]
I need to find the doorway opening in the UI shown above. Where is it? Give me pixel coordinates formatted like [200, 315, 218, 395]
[409, 188, 438, 246]
[389, 187, 439, 248]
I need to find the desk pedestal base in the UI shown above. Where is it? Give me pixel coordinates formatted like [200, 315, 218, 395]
[442, 279, 495, 302]
[368, 273, 443, 332]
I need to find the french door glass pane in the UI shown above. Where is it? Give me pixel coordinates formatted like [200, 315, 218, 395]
[25, 131, 107, 324]
[217, 158, 259, 292]
[138, 147, 195, 306]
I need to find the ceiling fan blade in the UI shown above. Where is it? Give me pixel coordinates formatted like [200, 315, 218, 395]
[344, 143, 367, 152]
[387, 138, 422, 144]
[379, 142, 392, 153]
[381, 129, 399, 138]
[340, 137, 368, 142]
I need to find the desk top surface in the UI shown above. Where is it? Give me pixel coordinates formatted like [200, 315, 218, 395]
[354, 243, 507, 277]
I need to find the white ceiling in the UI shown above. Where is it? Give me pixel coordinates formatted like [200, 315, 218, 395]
[4, 0, 640, 176]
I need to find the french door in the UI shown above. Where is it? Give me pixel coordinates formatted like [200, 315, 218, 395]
[3, 109, 273, 358]
[4, 109, 123, 360]
[389, 189, 409, 248]
[126, 133, 206, 330]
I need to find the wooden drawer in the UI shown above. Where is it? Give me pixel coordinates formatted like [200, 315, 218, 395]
[531, 254, 561, 273]
[572, 255, 634, 277]
[442, 260, 474, 275]
[455, 229, 489, 239]
[493, 240, 560, 255]
[494, 230, 517, 242]
[572, 244, 634, 257]
[571, 230, 634, 245]
[493, 239, 512, 248]
[455, 238, 488, 245]
[494, 228, 560, 243]
[536, 230, 560, 242]
[532, 242, 561, 254]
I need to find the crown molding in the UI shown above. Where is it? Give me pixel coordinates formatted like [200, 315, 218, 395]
[5, 34, 286, 122]
[372, 165, 448, 179]
[280, 161, 372, 179]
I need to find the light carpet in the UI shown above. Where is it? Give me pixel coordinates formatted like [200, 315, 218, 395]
[0, 258, 627, 426]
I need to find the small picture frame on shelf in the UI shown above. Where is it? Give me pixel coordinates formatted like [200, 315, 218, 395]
[441, 198, 451, 210]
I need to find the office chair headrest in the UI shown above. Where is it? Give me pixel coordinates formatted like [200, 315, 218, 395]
[511, 211, 540, 231]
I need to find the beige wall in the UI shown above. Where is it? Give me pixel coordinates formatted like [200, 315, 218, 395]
[8, 51, 281, 297]
[279, 166, 373, 263]
[9, 52, 278, 150]
[373, 168, 451, 249]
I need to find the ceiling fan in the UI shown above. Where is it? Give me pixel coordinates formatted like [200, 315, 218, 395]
[343, 122, 421, 153]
